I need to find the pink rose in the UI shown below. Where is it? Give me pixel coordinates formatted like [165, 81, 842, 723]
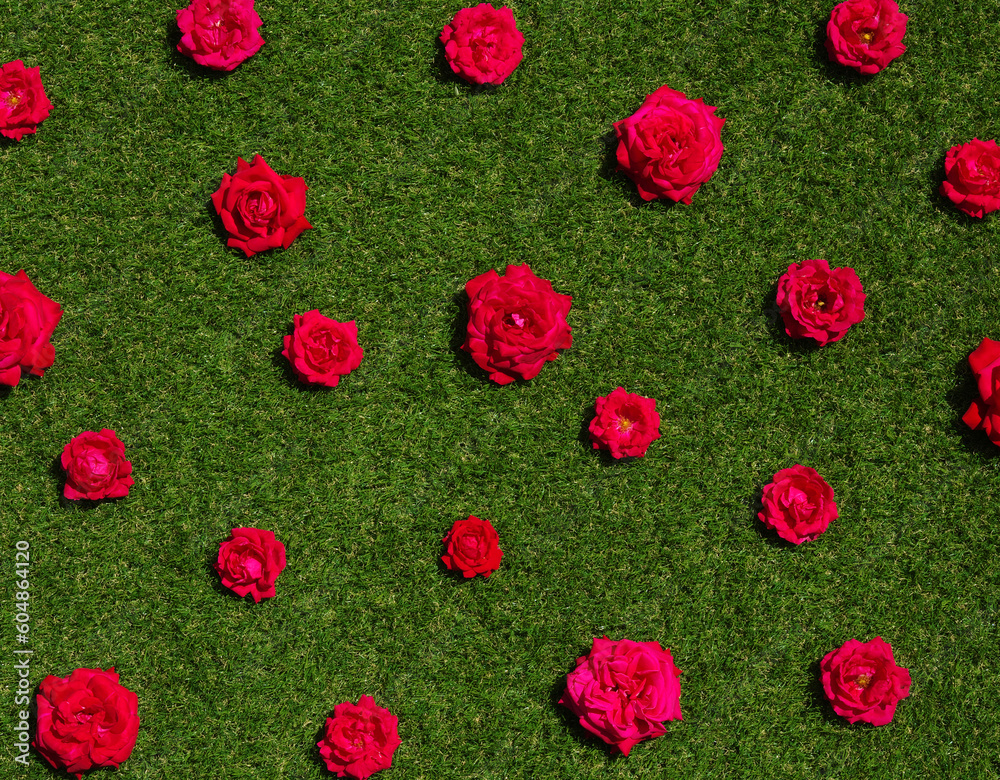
[61, 429, 134, 501]
[559, 636, 682, 756]
[589, 387, 661, 459]
[776, 259, 866, 346]
[613, 85, 725, 203]
[317, 695, 401, 779]
[939, 138, 1000, 219]
[176, 0, 265, 72]
[0, 269, 63, 386]
[758, 465, 837, 544]
[441, 515, 503, 578]
[282, 310, 363, 387]
[0, 59, 53, 141]
[440, 4, 524, 86]
[462, 264, 572, 385]
[215, 527, 286, 602]
[825, 0, 908, 74]
[820, 636, 911, 725]
[961, 337, 1000, 445]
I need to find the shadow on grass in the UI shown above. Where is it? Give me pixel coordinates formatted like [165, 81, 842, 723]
[945, 354, 1000, 459]
[746, 483, 804, 550]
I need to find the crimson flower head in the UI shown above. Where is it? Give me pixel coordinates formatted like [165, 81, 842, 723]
[317, 695, 401, 779]
[589, 386, 661, 459]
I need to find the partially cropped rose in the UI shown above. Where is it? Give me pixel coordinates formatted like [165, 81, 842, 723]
[440, 4, 524, 86]
[317, 695, 401, 779]
[961, 337, 1000, 445]
[613, 85, 725, 203]
[825, 0, 908, 74]
[33, 667, 139, 780]
[0, 59, 53, 141]
[821, 636, 911, 725]
[758, 465, 837, 544]
[462, 264, 572, 385]
[176, 0, 265, 71]
[215, 527, 286, 602]
[61, 429, 134, 501]
[589, 387, 661, 459]
[282, 311, 363, 387]
[0, 269, 63, 386]
[939, 138, 1000, 219]
[442, 515, 503, 578]
[211, 154, 311, 257]
[776, 259, 866, 346]
[559, 636, 682, 756]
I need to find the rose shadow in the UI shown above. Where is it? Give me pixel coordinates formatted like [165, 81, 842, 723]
[596, 130, 679, 211]
[944, 353, 999, 459]
[747, 484, 802, 549]
[163, 14, 240, 82]
[811, 17, 879, 87]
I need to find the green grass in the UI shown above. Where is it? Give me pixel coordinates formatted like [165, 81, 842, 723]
[2, 0, 1000, 777]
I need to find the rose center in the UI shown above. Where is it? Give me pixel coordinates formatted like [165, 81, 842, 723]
[617, 416, 634, 433]
[859, 30, 875, 44]
[854, 673, 873, 690]
[5, 92, 22, 108]
[506, 312, 526, 328]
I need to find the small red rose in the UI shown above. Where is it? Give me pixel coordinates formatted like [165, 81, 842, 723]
[758, 465, 837, 544]
[825, 0, 908, 74]
[215, 527, 286, 602]
[61, 429, 134, 501]
[440, 4, 524, 86]
[939, 138, 1000, 219]
[176, 0, 265, 72]
[589, 386, 661, 459]
[821, 636, 911, 725]
[211, 154, 312, 257]
[0, 59, 53, 141]
[282, 310, 363, 387]
[0, 269, 63, 386]
[441, 515, 503, 578]
[961, 337, 1000, 445]
[317, 695, 401, 779]
[776, 259, 866, 346]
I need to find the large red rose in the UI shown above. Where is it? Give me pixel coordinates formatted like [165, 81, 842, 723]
[559, 636, 682, 756]
[282, 310, 363, 387]
[613, 85, 725, 204]
[215, 527, 287, 602]
[758, 465, 837, 544]
[462, 263, 572, 385]
[820, 636, 911, 725]
[0, 269, 62, 386]
[962, 337, 1000, 445]
[589, 386, 661, 459]
[939, 138, 1000, 219]
[33, 667, 139, 780]
[61, 429, 134, 501]
[776, 259, 866, 346]
[441, 515, 503, 578]
[440, 4, 524, 86]
[176, 0, 265, 72]
[825, 0, 908, 74]
[0, 59, 53, 141]
[211, 154, 312, 257]
[317, 695, 401, 779]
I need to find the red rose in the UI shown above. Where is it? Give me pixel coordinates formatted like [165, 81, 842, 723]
[462, 263, 572, 385]
[317, 695, 401, 779]
[820, 636, 911, 725]
[589, 386, 661, 459]
[215, 527, 286, 602]
[961, 337, 1000, 445]
[176, 0, 265, 72]
[282, 310, 363, 387]
[559, 636, 682, 756]
[825, 0, 908, 74]
[441, 515, 503, 578]
[440, 4, 524, 86]
[33, 667, 139, 780]
[0, 269, 63, 386]
[61, 429, 134, 501]
[758, 465, 837, 544]
[776, 259, 866, 346]
[0, 59, 53, 141]
[939, 138, 1000, 219]
[211, 154, 312, 257]
[613, 85, 725, 204]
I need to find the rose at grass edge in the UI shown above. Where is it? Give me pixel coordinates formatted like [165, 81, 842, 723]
[61, 429, 134, 501]
[559, 636, 682, 756]
[176, 0, 265, 72]
[317, 695, 401, 780]
[939, 138, 1000, 219]
[215, 527, 286, 602]
[825, 0, 908, 75]
[0, 59, 53, 141]
[776, 259, 866, 346]
[820, 636, 911, 725]
[0, 269, 63, 386]
[461, 263, 572, 385]
[441, 515, 503, 578]
[33, 667, 139, 780]
[613, 84, 725, 204]
[282, 310, 363, 387]
[589, 386, 661, 459]
[961, 336, 1000, 445]
[758, 464, 837, 544]
[211, 154, 312, 257]
[440, 3, 524, 86]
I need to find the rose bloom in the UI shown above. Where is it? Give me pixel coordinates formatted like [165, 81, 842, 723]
[559, 636, 682, 756]
[61, 429, 134, 501]
[825, 0, 908, 74]
[776, 259, 866, 346]
[820, 636, 911, 725]
[176, 0, 265, 71]
[211, 154, 312, 257]
[0, 59, 53, 141]
[589, 387, 661, 459]
[440, 4, 524, 86]
[282, 310, 363, 387]
[33, 667, 139, 780]
[613, 85, 725, 204]
[317, 695, 401, 780]
[939, 138, 1000, 219]
[961, 337, 1000, 445]
[758, 465, 837, 544]
[442, 515, 503, 578]
[215, 527, 286, 602]
[462, 263, 572, 385]
[0, 269, 63, 386]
